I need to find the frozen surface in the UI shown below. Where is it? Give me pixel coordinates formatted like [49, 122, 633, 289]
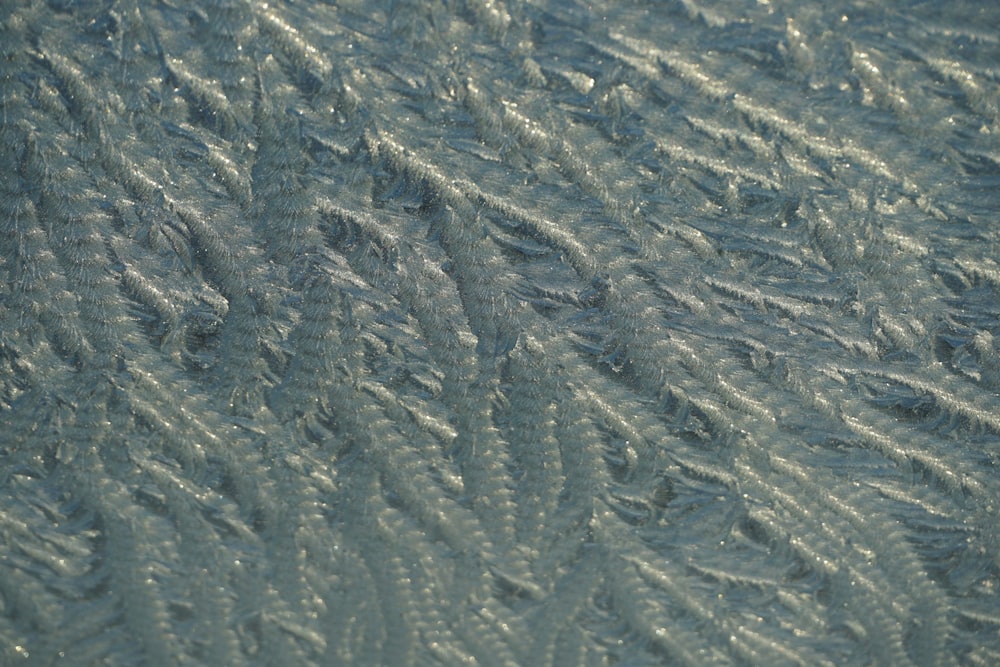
[1, 0, 999, 664]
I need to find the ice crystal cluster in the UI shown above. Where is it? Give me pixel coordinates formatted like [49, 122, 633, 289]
[1, 0, 999, 664]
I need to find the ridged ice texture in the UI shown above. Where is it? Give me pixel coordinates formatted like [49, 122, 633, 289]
[1, 1, 999, 665]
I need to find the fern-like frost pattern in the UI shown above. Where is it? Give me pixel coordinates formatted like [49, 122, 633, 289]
[1, 0, 998, 665]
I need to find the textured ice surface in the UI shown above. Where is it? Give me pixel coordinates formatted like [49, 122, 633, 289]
[1, 0, 999, 664]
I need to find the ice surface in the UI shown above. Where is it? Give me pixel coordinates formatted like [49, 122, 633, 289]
[1, 0, 998, 664]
